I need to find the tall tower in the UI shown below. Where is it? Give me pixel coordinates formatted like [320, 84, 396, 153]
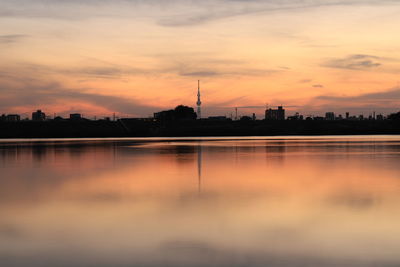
[196, 80, 202, 119]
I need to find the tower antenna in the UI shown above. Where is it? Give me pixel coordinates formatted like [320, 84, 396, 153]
[196, 80, 202, 119]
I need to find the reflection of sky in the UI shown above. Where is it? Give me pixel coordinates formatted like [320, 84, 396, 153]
[1, 137, 400, 266]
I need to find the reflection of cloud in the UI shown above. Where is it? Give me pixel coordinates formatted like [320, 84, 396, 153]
[328, 192, 377, 209]
[162, 240, 217, 254]
[0, 224, 24, 238]
[157, 238, 380, 267]
[79, 192, 122, 202]
[322, 54, 382, 70]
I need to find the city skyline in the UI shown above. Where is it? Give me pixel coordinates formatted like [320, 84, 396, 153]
[1, 1, 400, 117]
[0, 105, 392, 122]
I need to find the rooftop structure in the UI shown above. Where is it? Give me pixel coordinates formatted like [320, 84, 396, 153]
[32, 110, 46, 121]
[265, 106, 285, 120]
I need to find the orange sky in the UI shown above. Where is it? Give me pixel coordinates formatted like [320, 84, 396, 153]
[1, 0, 400, 118]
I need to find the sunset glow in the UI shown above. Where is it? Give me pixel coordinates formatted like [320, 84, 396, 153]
[1, 1, 400, 117]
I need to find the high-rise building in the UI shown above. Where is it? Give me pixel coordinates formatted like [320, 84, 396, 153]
[196, 80, 201, 119]
[265, 106, 285, 120]
[32, 110, 46, 121]
[325, 112, 335, 121]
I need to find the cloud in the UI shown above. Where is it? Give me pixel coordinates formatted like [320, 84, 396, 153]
[1, 0, 399, 26]
[317, 87, 400, 102]
[3, 54, 273, 81]
[66, 66, 153, 79]
[156, 0, 400, 27]
[0, 77, 158, 116]
[0, 56, 277, 116]
[0, 34, 28, 44]
[303, 87, 400, 114]
[179, 68, 277, 77]
[312, 84, 324, 88]
[180, 71, 220, 77]
[321, 54, 383, 70]
[142, 56, 279, 78]
[76, 67, 125, 78]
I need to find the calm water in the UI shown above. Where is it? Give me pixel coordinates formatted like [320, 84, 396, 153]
[1, 136, 400, 267]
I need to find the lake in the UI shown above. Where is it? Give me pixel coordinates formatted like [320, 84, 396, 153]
[1, 136, 400, 267]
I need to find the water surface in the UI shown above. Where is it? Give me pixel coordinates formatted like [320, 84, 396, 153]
[1, 136, 400, 266]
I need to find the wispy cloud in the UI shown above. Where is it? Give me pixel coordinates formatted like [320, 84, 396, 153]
[156, 0, 400, 27]
[303, 87, 400, 114]
[180, 71, 220, 77]
[179, 68, 278, 77]
[0, 34, 28, 44]
[284, 86, 400, 116]
[317, 87, 400, 102]
[321, 54, 383, 70]
[1, 0, 399, 26]
[65, 66, 155, 79]
[0, 76, 157, 116]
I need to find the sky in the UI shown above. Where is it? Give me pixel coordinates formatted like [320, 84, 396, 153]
[1, 0, 400, 118]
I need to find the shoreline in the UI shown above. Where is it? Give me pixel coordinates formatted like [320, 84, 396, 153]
[1, 120, 400, 139]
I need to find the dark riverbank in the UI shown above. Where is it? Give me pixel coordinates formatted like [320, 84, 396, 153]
[1, 119, 400, 138]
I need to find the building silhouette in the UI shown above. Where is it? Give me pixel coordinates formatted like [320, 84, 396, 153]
[265, 106, 285, 120]
[70, 113, 82, 120]
[207, 116, 229, 121]
[32, 110, 46, 121]
[7, 114, 20, 122]
[1, 114, 20, 122]
[240, 115, 252, 121]
[154, 105, 197, 122]
[287, 112, 303, 120]
[325, 112, 335, 121]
